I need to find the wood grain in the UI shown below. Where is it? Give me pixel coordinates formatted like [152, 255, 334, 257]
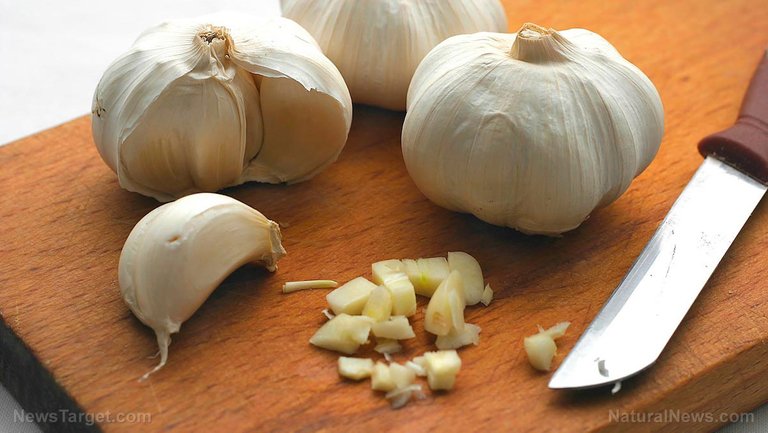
[1, 1, 767, 432]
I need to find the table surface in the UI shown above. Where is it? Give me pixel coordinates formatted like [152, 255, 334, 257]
[0, 0, 766, 432]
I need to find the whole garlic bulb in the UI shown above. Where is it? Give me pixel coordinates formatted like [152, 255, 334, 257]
[92, 14, 352, 202]
[281, 0, 508, 111]
[119, 193, 286, 379]
[402, 24, 664, 235]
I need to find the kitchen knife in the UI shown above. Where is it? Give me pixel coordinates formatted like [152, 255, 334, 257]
[549, 51, 768, 390]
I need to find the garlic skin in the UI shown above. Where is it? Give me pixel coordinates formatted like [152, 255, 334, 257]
[119, 193, 286, 379]
[93, 14, 352, 202]
[403, 24, 664, 235]
[281, 0, 508, 110]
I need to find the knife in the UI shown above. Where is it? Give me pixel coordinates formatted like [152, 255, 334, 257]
[549, 51, 768, 390]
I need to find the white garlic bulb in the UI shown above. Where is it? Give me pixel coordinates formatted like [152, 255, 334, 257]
[402, 24, 664, 235]
[281, 0, 508, 110]
[92, 14, 352, 202]
[119, 193, 286, 379]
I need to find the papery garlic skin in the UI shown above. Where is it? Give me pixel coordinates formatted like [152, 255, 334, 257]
[93, 14, 352, 202]
[281, 0, 508, 110]
[119, 193, 286, 379]
[403, 24, 664, 235]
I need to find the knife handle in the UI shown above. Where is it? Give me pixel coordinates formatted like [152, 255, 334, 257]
[699, 51, 768, 184]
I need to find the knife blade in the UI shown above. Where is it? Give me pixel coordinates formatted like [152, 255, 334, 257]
[549, 50, 768, 390]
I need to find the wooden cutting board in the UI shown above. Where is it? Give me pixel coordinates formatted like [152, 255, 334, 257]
[2, 1, 767, 432]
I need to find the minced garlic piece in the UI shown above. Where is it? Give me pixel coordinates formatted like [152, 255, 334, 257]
[372, 316, 416, 340]
[362, 285, 392, 322]
[338, 357, 374, 380]
[524, 322, 570, 371]
[309, 314, 373, 355]
[326, 277, 377, 315]
[421, 350, 462, 390]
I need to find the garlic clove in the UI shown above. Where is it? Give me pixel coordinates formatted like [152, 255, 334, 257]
[326, 276, 377, 315]
[480, 284, 494, 306]
[118, 193, 286, 379]
[424, 270, 465, 336]
[447, 252, 484, 305]
[435, 323, 481, 350]
[362, 285, 393, 322]
[309, 313, 374, 355]
[371, 316, 416, 340]
[338, 357, 374, 380]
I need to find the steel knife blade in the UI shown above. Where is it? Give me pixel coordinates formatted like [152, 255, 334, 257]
[549, 50, 768, 390]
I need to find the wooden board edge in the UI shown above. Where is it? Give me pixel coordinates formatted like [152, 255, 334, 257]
[0, 318, 100, 433]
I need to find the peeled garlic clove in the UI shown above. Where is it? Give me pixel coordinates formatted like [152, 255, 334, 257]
[309, 313, 374, 355]
[326, 276, 378, 315]
[447, 252, 484, 305]
[93, 14, 351, 201]
[282, 0, 508, 110]
[403, 23, 664, 235]
[424, 270, 465, 336]
[118, 193, 286, 379]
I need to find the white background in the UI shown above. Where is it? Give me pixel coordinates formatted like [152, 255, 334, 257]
[0, 0, 763, 432]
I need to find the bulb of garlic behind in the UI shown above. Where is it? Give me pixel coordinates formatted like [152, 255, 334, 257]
[92, 13, 352, 202]
[402, 23, 664, 235]
[281, 0, 508, 110]
[119, 193, 286, 379]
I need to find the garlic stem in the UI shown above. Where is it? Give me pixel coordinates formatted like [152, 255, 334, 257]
[282, 280, 339, 293]
[509, 23, 569, 63]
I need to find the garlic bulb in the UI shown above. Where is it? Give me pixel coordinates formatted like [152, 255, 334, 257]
[402, 24, 664, 235]
[119, 193, 286, 379]
[281, 0, 508, 110]
[92, 14, 352, 202]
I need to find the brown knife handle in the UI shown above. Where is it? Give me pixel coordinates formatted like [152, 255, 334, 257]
[699, 51, 768, 184]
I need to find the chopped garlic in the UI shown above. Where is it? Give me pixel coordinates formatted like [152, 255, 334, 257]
[326, 276, 377, 315]
[389, 362, 416, 389]
[282, 280, 338, 293]
[374, 338, 402, 355]
[385, 384, 423, 409]
[338, 357, 374, 380]
[480, 284, 493, 306]
[435, 323, 481, 350]
[447, 252, 484, 305]
[424, 270, 465, 336]
[402, 257, 450, 297]
[362, 285, 392, 322]
[371, 362, 395, 391]
[405, 360, 427, 377]
[422, 350, 462, 390]
[372, 316, 416, 340]
[382, 273, 417, 317]
[309, 314, 373, 355]
[524, 322, 569, 371]
[321, 309, 335, 320]
[372, 259, 404, 285]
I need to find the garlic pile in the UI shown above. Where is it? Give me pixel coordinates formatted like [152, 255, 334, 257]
[119, 193, 286, 379]
[281, 0, 508, 110]
[92, 14, 352, 202]
[296, 252, 492, 408]
[403, 23, 664, 235]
